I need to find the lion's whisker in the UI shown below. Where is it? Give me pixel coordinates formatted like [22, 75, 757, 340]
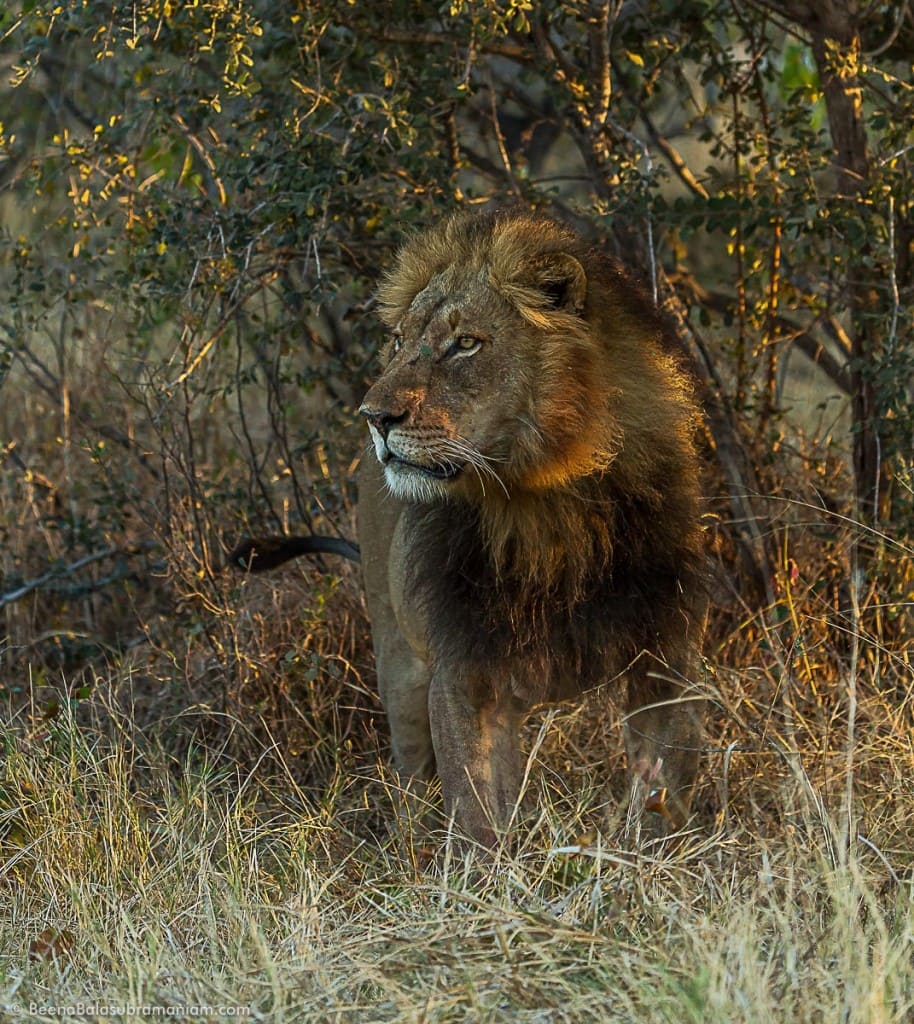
[437, 436, 511, 499]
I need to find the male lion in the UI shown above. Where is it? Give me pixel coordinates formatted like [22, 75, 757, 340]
[358, 209, 707, 846]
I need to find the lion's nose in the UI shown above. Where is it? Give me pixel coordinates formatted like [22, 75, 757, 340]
[359, 403, 408, 440]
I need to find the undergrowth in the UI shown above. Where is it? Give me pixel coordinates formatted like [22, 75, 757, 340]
[1, 287, 911, 1024]
[1, 528, 913, 1023]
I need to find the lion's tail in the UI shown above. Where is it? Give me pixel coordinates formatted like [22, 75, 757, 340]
[226, 534, 361, 571]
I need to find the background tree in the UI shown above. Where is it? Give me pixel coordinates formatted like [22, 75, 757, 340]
[1, 0, 910, 707]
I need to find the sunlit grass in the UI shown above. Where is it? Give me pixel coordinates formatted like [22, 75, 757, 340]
[2, 640, 913, 1023]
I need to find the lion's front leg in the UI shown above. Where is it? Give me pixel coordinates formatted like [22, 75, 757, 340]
[623, 652, 705, 833]
[373, 631, 437, 839]
[428, 673, 523, 847]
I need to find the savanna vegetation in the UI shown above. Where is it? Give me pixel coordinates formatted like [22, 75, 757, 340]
[0, 1, 912, 1020]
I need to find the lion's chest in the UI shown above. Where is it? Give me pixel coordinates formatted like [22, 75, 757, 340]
[404, 505, 684, 706]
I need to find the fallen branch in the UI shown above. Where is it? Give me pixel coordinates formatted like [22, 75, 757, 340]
[0, 543, 158, 609]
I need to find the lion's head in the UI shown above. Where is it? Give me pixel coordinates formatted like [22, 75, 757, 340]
[361, 210, 697, 518]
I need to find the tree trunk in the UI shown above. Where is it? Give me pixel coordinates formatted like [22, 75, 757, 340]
[774, 1, 891, 529]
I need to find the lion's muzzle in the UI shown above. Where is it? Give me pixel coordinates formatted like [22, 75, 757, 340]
[360, 395, 465, 488]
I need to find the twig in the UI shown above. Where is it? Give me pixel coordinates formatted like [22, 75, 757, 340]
[721, 739, 741, 832]
[642, 116, 710, 199]
[171, 113, 227, 206]
[659, 269, 776, 604]
[856, 833, 901, 886]
[732, 91, 748, 409]
[588, 0, 620, 129]
[531, 17, 582, 98]
[0, 543, 157, 609]
[605, 117, 657, 302]
[842, 553, 861, 864]
[487, 73, 523, 199]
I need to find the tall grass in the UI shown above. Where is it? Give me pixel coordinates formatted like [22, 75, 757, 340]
[2, 612, 913, 1022]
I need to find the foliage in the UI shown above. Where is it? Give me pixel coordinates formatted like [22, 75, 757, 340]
[2, 1, 911, 531]
[0, 1, 909, 684]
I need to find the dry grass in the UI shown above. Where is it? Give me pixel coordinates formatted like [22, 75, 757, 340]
[1, 640, 913, 1023]
[2, 551, 914, 1024]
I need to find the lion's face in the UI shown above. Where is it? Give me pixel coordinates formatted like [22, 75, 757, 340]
[361, 267, 539, 503]
[360, 223, 617, 504]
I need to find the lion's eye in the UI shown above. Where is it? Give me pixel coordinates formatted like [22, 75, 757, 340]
[449, 335, 482, 357]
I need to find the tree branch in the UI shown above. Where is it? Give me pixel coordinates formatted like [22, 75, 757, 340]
[0, 543, 158, 609]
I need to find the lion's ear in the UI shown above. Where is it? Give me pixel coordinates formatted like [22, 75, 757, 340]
[530, 252, 587, 314]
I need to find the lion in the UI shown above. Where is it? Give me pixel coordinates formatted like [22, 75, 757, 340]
[357, 208, 707, 846]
